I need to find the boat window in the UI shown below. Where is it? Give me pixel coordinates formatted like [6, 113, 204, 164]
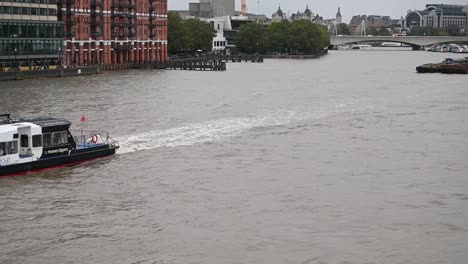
[13, 134, 18, 139]
[32, 135, 42, 148]
[7, 141, 18, 155]
[43, 133, 52, 147]
[0, 142, 6, 156]
[62, 131, 69, 144]
[20, 135, 29, 148]
[52, 132, 63, 145]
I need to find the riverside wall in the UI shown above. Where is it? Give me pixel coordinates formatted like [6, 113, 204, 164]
[0, 66, 100, 82]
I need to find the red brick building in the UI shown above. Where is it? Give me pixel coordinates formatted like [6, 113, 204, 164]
[57, 0, 167, 66]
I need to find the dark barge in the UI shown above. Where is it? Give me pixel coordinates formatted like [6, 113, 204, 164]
[417, 58, 468, 74]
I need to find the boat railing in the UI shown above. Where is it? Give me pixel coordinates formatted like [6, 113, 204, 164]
[0, 113, 13, 124]
[72, 130, 119, 149]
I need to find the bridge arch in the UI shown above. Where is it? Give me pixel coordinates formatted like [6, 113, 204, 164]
[330, 36, 468, 50]
[329, 38, 423, 50]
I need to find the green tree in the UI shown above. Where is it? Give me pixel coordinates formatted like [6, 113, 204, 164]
[237, 20, 329, 55]
[337, 23, 350, 35]
[185, 18, 216, 52]
[368, 26, 392, 36]
[168, 12, 190, 54]
[286, 20, 329, 54]
[168, 12, 215, 54]
[267, 21, 290, 53]
[407, 26, 449, 36]
[316, 24, 331, 48]
[445, 25, 465, 36]
[235, 23, 268, 53]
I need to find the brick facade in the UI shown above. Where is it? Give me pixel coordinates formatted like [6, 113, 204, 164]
[58, 0, 167, 66]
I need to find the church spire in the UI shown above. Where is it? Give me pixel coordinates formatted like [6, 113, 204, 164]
[336, 7, 342, 23]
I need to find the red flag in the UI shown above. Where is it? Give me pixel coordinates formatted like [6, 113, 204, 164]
[80, 115, 86, 123]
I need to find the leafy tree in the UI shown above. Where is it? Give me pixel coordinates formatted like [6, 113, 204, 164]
[368, 26, 392, 36]
[235, 23, 268, 53]
[237, 20, 329, 55]
[407, 26, 449, 36]
[286, 20, 329, 54]
[168, 12, 190, 54]
[267, 21, 290, 53]
[445, 25, 465, 36]
[168, 12, 215, 54]
[185, 18, 216, 52]
[316, 24, 331, 48]
[337, 23, 350, 35]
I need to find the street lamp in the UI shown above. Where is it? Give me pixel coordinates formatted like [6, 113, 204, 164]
[14, 48, 18, 70]
[58, 46, 62, 68]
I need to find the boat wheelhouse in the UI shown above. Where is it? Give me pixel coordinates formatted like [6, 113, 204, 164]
[0, 114, 119, 177]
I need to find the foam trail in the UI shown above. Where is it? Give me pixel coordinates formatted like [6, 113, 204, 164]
[116, 105, 351, 154]
[116, 110, 303, 154]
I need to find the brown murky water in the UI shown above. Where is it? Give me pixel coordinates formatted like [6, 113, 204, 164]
[1, 48, 468, 264]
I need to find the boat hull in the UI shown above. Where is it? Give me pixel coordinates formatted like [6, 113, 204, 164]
[0, 146, 117, 177]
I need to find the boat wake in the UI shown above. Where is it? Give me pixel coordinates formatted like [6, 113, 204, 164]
[116, 105, 350, 154]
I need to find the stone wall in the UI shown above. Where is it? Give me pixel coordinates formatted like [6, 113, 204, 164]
[0, 66, 99, 82]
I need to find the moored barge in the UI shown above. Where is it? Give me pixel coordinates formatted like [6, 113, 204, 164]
[0, 114, 119, 177]
[417, 58, 468, 74]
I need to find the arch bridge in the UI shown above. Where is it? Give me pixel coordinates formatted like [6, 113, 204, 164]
[330, 35, 468, 50]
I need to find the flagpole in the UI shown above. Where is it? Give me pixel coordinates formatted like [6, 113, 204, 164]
[80, 114, 86, 145]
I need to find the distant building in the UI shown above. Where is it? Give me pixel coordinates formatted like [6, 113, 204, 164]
[290, 5, 314, 21]
[211, 17, 228, 52]
[336, 7, 342, 23]
[349, 15, 394, 35]
[271, 5, 327, 26]
[58, 0, 168, 66]
[405, 4, 468, 32]
[312, 14, 326, 25]
[272, 5, 287, 22]
[0, 0, 63, 67]
[208, 15, 253, 52]
[189, 0, 235, 18]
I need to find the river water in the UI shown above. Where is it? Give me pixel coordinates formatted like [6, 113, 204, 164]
[1, 48, 468, 264]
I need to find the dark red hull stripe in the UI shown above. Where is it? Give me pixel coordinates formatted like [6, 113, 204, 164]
[0, 147, 117, 178]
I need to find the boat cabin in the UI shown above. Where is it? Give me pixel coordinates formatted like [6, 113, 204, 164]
[0, 122, 43, 166]
[0, 115, 76, 167]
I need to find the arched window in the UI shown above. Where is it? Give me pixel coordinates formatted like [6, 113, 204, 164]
[406, 12, 422, 27]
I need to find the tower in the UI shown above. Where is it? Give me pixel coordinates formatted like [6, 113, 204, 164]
[242, 0, 247, 16]
[336, 7, 342, 23]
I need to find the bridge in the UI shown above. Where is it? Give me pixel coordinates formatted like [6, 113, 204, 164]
[330, 35, 468, 50]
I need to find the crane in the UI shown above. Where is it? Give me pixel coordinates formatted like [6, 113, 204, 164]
[241, 0, 247, 16]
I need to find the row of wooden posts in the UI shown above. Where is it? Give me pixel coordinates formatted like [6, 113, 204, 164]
[137, 54, 264, 71]
[138, 60, 227, 71]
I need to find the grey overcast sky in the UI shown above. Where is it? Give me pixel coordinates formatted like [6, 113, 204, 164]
[168, 0, 467, 22]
